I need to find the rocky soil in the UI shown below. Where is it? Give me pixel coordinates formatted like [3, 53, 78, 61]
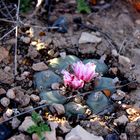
[0, 0, 140, 140]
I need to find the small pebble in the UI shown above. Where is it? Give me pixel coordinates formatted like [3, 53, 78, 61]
[18, 116, 36, 132]
[8, 133, 30, 140]
[31, 41, 37, 46]
[114, 115, 128, 125]
[51, 83, 60, 90]
[0, 47, 9, 62]
[39, 100, 48, 105]
[60, 52, 66, 59]
[21, 71, 30, 79]
[135, 19, 140, 25]
[0, 97, 10, 107]
[5, 108, 13, 117]
[4, 66, 11, 73]
[105, 133, 119, 140]
[57, 136, 64, 140]
[111, 90, 126, 101]
[21, 36, 31, 44]
[48, 49, 55, 56]
[74, 96, 82, 104]
[0, 88, 6, 95]
[112, 77, 119, 84]
[125, 123, 136, 133]
[52, 103, 65, 115]
[15, 90, 30, 107]
[11, 117, 21, 129]
[32, 62, 48, 71]
[53, 52, 59, 57]
[6, 88, 16, 99]
[118, 55, 131, 67]
[112, 49, 118, 57]
[30, 94, 40, 102]
[109, 67, 118, 75]
[117, 90, 126, 95]
[120, 133, 127, 140]
[118, 101, 122, 104]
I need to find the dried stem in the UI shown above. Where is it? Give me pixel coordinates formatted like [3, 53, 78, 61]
[67, 80, 137, 99]
[0, 18, 16, 24]
[0, 104, 49, 124]
[0, 0, 14, 21]
[14, 0, 20, 76]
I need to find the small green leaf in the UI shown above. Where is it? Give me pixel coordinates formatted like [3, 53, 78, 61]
[27, 125, 38, 134]
[39, 122, 51, 132]
[27, 112, 51, 139]
[77, 0, 91, 13]
[32, 112, 42, 124]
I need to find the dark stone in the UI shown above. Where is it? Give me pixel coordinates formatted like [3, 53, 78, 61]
[105, 133, 119, 140]
[52, 16, 68, 33]
[0, 124, 12, 140]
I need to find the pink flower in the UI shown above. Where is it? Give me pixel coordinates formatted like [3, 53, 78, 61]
[72, 61, 98, 82]
[61, 70, 84, 89]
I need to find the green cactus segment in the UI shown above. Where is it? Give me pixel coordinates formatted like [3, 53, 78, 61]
[86, 91, 110, 114]
[34, 70, 62, 92]
[40, 90, 67, 104]
[64, 102, 86, 116]
[94, 77, 116, 93]
[49, 55, 80, 72]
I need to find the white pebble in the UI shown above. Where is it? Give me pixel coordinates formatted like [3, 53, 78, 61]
[112, 77, 119, 84]
[119, 55, 131, 67]
[21, 36, 31, 44]
[114, 115, 128, 125]
[5, 108, 13, 117]
[6, 88, 16, 99]
[112, 49, 118, 57]
[60, 52, 66, 59]
[135, 19, 140, 25]
[21, 71, 30, 78]
[0, 97, 10, 107]
[120, 133, 127, 140]
[32, 62, 48, 71]
[30, 94, 40, 102]
[4, 66, 11, 72]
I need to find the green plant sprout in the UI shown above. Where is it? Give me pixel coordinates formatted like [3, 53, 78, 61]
[77, 0, 91, 13]
[27, 112, 50, 140]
